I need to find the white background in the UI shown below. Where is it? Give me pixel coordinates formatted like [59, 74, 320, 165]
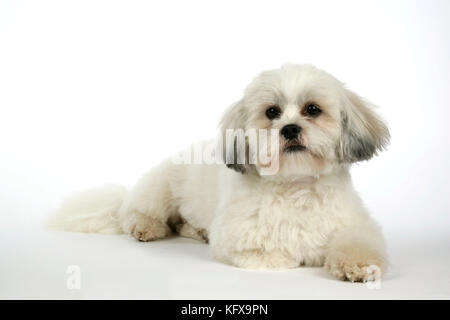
[1, 0, 449, 299]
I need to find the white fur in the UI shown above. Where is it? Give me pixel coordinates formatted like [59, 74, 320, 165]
[47, 184, 126, 234]
[49, 64, 389, 282]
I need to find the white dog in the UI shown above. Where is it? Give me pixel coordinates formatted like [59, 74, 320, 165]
[49, 64, 390, 282]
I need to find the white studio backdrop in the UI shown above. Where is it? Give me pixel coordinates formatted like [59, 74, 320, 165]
[0, 0, 449, 237]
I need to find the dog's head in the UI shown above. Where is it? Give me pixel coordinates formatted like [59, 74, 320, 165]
[220, 64, 389, 179]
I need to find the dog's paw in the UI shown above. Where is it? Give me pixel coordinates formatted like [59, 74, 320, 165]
[324, 249, 385, 282]
[123, 211, 170, 242]
[131, 223, 170, 242]
[177, 223, 209, 243]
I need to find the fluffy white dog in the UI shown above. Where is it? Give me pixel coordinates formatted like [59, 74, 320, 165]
[49, 64, 390, 282]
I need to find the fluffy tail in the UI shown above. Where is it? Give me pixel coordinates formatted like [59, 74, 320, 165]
[46, 184, 127, 234]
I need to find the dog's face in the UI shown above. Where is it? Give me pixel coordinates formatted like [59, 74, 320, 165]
[221, 64, 390, 179]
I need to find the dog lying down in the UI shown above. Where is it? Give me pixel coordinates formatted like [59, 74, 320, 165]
[49, 64, 390, 282]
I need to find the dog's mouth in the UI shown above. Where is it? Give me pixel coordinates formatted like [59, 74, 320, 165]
[284, 140, 306, 153]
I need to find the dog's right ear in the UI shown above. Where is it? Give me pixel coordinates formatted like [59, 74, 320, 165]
[219, 100, 254, 174]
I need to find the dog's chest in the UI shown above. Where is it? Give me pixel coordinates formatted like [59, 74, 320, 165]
[258, 182, 338, 219]
[253, 183, 345, 263]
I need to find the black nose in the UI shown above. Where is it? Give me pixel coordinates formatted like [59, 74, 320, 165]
[281, 124, 301, 140]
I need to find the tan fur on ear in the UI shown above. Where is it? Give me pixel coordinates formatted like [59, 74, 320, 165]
[339, 89, 390, 163]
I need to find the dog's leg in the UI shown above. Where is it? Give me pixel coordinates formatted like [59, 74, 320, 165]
[228, 249, 299, 270]
[118, 162, 179, 242]
[324, 223, 387, 282]
[176, 222, 209, 243]
[166, 214, 209, 243]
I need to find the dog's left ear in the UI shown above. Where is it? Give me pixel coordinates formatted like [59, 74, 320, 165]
[338, 89, 390, 163]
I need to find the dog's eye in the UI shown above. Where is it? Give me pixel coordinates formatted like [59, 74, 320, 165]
[265, 106, 281, 120]
[304, 104, 322, 117]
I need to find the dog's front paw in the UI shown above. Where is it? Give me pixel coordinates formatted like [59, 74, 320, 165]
[324, 249, 385, 282]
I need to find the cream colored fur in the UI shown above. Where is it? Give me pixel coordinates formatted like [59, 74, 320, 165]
[48, 64, 390, 282]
